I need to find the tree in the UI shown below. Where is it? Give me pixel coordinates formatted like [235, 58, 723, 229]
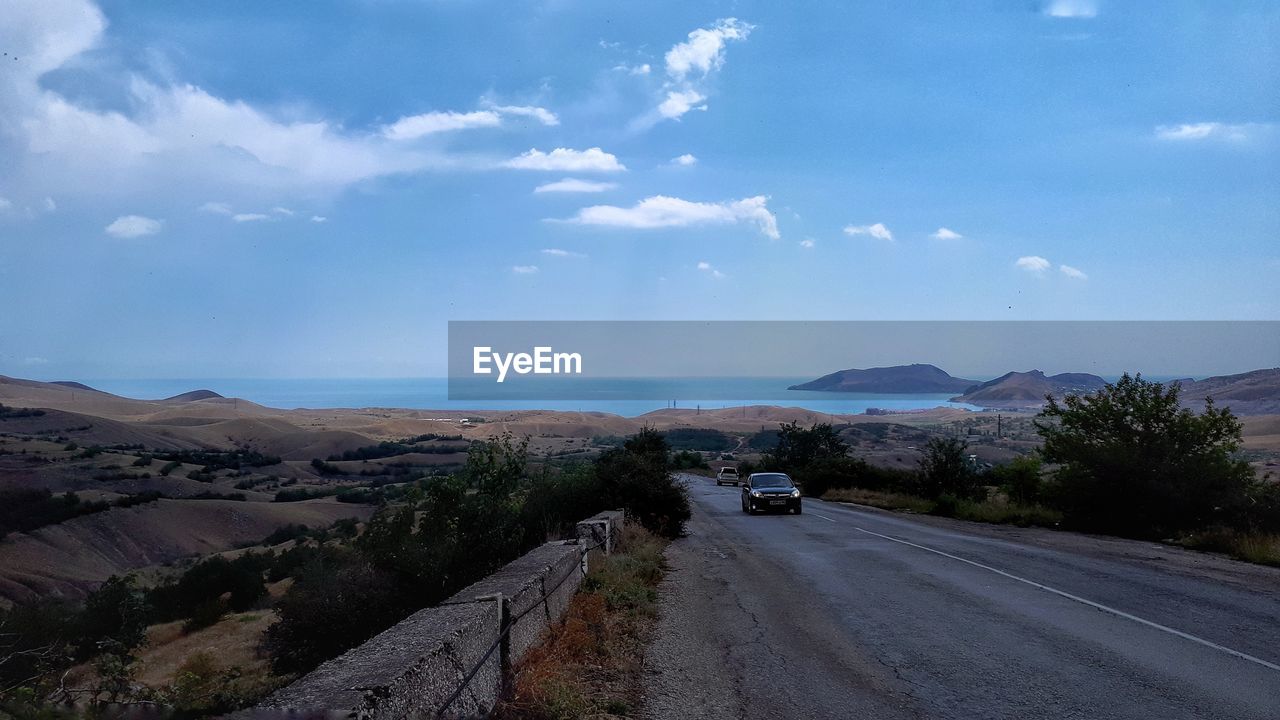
[1035, 373, 1254, 536]
[767, 422, 848, 471]
[596, 428, 690, 538]
[991, 456, 1044, 505]
[76, 576, 149, 659]
[918, 437, 982, 501]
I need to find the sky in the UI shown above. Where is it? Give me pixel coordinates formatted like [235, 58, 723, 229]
[1, 0, 1277, 379]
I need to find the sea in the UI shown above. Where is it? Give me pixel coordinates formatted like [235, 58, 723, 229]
[78, 377, 984, 419]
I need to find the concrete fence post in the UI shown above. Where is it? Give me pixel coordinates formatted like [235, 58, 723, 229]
[476, 592, 510, 686]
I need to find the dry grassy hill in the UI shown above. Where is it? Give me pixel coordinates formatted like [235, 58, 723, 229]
[0, 498, 371, 604]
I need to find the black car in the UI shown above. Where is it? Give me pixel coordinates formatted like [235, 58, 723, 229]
[741, 472, 802, 514]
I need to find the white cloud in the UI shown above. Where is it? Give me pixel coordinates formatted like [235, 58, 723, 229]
[1154, 122, 1260, 142]
[1059, 264, 1088, 280]
[658, 90, 707, 120]
[696, 261, 726, 279]
[232, 213, 270, 222]
[272, 206, 294, 216]
[542, 248, 586, 258]
[561, 195, 779, 240]
[931, 227, 963, 240]
[844, 223, 894, 241]
[3, 1, 545, 200]
[310, 215, 328, 223]
[665, 18, 753, 81]
[105, 214, 162, 238]
[504, 148, 626, 172]
[43, 197, 57, 212]
[1016, 256, 1052, 274]
[1044, 0, 1097, 18]
[799, 238, 815, 248]
[512, 265, 539, 274]
[199, 201, 233, 215]
[639, 18, 753, 127]
[381, 110, 501, 140]
[534, 178, 619, 194]
[382, 105, 556, 140]
[672, 154, 698, 166]
[0, 197, 12, 212]
[614, 63, 651, 76]
[23, 356, 49, 365]
[489, 105, 559, 126]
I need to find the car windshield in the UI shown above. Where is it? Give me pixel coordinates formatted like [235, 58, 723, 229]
[722, 468, 737, 473]
[751, 474, 792, 488]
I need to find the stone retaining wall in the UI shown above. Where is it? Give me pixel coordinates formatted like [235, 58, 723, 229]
[253, 509, 624, 719]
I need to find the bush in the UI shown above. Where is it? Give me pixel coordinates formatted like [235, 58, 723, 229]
[264, 559, 407, 674]
[76, 576, 149, 659]
[990, 455, 1043, 505]
[1037, 373, 1256, 536]
[0, 488, 112, 536]
[662, 428, 734, 452]
[596, 429, 690, 538]
[310, 458, 343, 476]
[669, 449, 708, 470]
[918, 437, 983, 500]
[932, 493, 960, 518]
[148, 555, 267, 624]
[182, 599, 226, 634]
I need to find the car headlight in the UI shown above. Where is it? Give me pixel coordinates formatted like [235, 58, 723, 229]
[750, 490, 762, 497]
[790, 489, 801, 498]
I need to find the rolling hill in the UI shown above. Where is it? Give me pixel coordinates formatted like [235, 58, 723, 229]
[950, 370, 1108, 407]
[1179, 368, 1280, 415]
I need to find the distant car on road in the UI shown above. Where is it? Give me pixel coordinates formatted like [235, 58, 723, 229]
[741, 472, 801, 515]
[716, 466, 740, 486]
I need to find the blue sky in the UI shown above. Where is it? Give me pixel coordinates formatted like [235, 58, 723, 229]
[1, 0, 1277, 378]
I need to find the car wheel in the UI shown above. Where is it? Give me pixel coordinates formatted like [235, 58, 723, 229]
[793, 506, 802, 515]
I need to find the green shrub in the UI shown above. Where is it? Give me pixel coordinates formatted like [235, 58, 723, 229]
[1037, 374, 1255, 537]
[918, 437, 983, 500]
[596, 429, 690, 538]
[990, 455, 1043, 505]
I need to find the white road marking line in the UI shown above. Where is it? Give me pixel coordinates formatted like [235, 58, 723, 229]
[809, 511, 837, 523]
[830, 512, 1280, 673]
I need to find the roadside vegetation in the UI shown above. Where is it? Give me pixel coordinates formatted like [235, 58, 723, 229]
[497, 523, 667, 720]
[0, 429, 691, 718]
[772, 375, 1280, 566]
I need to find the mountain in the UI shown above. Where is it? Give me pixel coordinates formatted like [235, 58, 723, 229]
[1178, 368, 1280, 415]
[950, 370, 1108, 407]
[163, 389, 225, 402]
[789, 364, 977, 393]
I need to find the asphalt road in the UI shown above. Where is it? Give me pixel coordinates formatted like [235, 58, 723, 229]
[641, 474, 1280, 720]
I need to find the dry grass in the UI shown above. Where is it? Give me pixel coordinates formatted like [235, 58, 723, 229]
[133, 610, 277, 688]
[824, 487, 935, 514]
[1180, 529, 1280, 567]
[496, 523, 667, 720]
[823, 488, 1063, 528]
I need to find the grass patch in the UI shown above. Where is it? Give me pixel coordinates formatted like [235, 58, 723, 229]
[824, 487, 934, 514]
[497, 523, 667, 720]
[823, 488, 1062, 528]
[953, 498, 1063, 528]
[1179, 529, 1280, 567]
